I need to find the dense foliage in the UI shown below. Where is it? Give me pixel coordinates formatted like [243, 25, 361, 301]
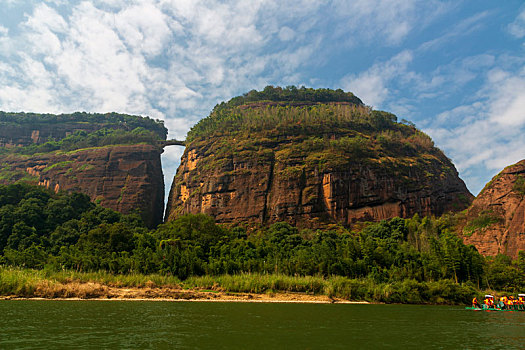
[10, 127, 161, 155]
[0, 111, 167, 139]
[215, 85, 363, 110]
[1, 184, 522, 298]
[186, 88, 433, 164]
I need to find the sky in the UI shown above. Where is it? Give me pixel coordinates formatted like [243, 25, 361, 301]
[0, 0, 524, 197]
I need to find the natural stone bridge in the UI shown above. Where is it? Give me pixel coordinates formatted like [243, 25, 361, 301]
[157, 139, 186, 147]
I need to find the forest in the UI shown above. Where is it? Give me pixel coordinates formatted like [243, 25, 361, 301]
[5, 127, 162, 155]
[0, 111, 167, 139]
[215, 85, 363, 110]
[0, 183, 522, 303]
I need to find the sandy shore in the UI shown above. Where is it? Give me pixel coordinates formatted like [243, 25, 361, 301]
[0, 282, 368, 304]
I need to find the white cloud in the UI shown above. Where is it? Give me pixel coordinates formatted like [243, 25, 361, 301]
[114, 2, 172, 57]
[487, 69, 525, 126]
[425, 64, 525, 194]
[508, 8, 525, 38]
[340, 50, 413, 107]
[332, 0, 449, 45]
[278, 26, 295, 41]
[419, 11, 490, 51]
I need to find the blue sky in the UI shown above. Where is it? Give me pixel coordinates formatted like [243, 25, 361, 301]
[0, 1, 524, 196]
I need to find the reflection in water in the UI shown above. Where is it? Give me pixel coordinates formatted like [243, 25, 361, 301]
[0, 301, 523, 349]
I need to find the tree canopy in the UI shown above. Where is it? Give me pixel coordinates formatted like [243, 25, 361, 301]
[1, 184, 522, 293]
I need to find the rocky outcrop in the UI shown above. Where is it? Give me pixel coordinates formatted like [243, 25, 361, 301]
[0, 123, 103, 148]
[166, 101, 472, 227]
[0, 145, 164, 228]
[0, 112, 167, 228]
[462, 160, 525, 259]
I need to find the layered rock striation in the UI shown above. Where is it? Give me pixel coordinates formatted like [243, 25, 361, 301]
[0, 112, 167, 227]
[462, 160, 525, 258]
[166, 88, 472, 227]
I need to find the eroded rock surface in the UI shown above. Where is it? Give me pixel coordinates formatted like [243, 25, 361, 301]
[462, 160, 525, 258]
[1, 145, 164, 227]
[166, 101, 472, 227]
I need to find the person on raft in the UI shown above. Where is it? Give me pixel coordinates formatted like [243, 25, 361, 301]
[484, 295, 495, 308]
[501, 295, 508, 309]
[472, 297, 480, 308]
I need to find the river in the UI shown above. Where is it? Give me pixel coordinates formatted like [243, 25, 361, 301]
[0, 301, 523, 349]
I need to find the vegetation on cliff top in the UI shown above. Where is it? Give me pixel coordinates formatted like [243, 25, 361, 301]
[187, 86, 391, 142]
[0, 111, 167, 157]
[7, 127, 161, 156]
[0, 184, 522, 303]
[0, 111, 167, 139]
[186, 87, 440, 166]
[214, 85, 363, 110]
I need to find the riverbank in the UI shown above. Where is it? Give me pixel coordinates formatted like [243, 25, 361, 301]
[0, 283, 362, 303]
[0, 267, 479, 304]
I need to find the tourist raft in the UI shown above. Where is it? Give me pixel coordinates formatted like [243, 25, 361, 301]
[466, 294, 525, 311]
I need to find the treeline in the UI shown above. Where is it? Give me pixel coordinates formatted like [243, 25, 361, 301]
[188, 100, 406, 142]
[216, 86, 363, 110]
[0, 111, 167, 139]
[1, 184, 523, 295]
[12, 128, 161, 155]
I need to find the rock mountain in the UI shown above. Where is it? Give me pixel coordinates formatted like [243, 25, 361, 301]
[462, 159, 525, 259]
[0, 112, 166, 228]
[166, 87, 473, 227]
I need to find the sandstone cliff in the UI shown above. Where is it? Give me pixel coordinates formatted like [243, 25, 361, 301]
[0, 112, 166, 227]
[462, 160, 525, 259]
[0, 122, 102, 148]
[166, 88, 472, 227]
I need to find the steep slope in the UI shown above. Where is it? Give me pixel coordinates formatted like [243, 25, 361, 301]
[462, 160, 525, 258]
[166, 87, 472, 227]
[0, 112, 167, 227]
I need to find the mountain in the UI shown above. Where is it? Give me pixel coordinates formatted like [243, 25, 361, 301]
[462, 159, 525, 258]
[166, 86, 472, 227]
[0, 112, 166, 228]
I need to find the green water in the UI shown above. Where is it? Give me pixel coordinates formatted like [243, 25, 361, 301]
[0, 301, 523, 349]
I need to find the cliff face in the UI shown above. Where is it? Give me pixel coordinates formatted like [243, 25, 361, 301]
[0, 112, 167, 228]
[0, 145, 164, 227]
[0, 123, 102, 148]
[166, 97, 472, 227]
[462, 160, 525, 259]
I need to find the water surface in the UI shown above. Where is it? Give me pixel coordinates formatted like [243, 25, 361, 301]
[0, 301, 523, 349]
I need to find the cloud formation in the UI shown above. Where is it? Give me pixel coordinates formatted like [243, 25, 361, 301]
[508, 7, 525, 38]
[425, 59, 525, 193]
[340, 50, 413, 108]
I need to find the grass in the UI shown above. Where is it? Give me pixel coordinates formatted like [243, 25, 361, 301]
[43, 161, 73, 172]
[463, 212, 502, 236]
[183, 274, 477, 304]
[0, 267, 480, 304]
[0, 267, 182, 298]
[513, 175, 525, 196]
